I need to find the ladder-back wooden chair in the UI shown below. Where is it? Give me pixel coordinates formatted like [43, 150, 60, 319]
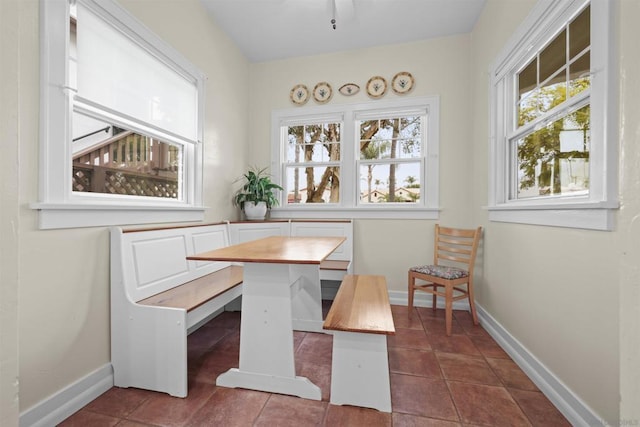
[408, 224, 482, 336]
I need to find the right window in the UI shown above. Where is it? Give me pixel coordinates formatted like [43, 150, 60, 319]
[489, 0, 618, 230]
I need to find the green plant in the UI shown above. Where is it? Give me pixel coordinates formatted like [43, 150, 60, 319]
[233, 166, 284, 209]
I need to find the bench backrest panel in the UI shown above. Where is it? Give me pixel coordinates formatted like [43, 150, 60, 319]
[290, 220, 352, 262]
[113, 224, 232, 302]
[131, 234, 190, 290]
[228, 221, 291, 245]
[191, 226, 231, 270]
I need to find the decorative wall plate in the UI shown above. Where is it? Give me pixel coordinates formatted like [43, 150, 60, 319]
[290, 84, 309, 105]
[339, 83, 360, 96]
[313, 82, 333, 103]
[392, 71, 414, 94]
[366, 76, 387, 98]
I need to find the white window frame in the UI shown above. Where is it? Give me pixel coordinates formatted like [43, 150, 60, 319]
[33, 0, 206, 229]
[270, 96, 440, 220]
[488, 0, 618, 231]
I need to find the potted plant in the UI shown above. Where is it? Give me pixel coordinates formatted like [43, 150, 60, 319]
[233, 166, 284, 220]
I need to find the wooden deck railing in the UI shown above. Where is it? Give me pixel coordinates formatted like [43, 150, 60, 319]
[72, 132, 179, 198]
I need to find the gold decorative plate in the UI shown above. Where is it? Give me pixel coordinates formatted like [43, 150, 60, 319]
[339, 83, 360, 96]
[392, 71, 414, 94]
[313, 82, 333, 103]
[290, 84, 309, 105]
[366, 76, 387, 98]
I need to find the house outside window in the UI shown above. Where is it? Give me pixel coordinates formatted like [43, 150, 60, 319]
[270, 96, 440, 220]
[488, 0, 618, 230]
[35, 0, 206, 229]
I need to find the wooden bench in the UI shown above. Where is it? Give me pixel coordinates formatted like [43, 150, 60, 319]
[110, 223, 243, 398]
[323, 274, 395, 412]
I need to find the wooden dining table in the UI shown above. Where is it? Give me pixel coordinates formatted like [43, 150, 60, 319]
[187, 235, 346, 400]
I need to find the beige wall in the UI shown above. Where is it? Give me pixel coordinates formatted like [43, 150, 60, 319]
[1, 0, 249, 422]
[248, 0, 640, 422]
[2, 0, 639, 425]
[1, 1, 23, 424]
[248, 35, 476, 292]
[615, 0, 640, 421]
[470, 0, 640, 422]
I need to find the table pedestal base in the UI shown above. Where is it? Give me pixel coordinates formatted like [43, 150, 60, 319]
[216, 262, 324, 399]
[216, 369, 321, 400]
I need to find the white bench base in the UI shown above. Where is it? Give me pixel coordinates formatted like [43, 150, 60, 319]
[217, 369, 321, 400]
[330, 331, 392, 413]
[110, 224, 241, 398]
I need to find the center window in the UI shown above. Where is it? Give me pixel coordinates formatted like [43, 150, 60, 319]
[358, 115, 423, 204]
[271, 96, 439, 219]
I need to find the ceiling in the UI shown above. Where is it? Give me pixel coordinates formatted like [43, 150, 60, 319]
[200, 0, 487, 63]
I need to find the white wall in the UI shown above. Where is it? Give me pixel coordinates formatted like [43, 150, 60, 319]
[249, 35, 476, 292]
[0, 1, 250, 422]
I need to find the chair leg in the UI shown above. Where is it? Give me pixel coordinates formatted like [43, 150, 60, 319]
[445, 285, 454, 336]
[407, 272, 414, 318]
[467, 280, 479, 326]
[432, 287, 437, 312]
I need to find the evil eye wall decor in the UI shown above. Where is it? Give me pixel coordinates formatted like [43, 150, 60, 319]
[339, 83, 360, 96]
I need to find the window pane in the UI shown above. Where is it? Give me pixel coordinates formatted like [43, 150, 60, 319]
[539, 69, 567, 114]
[518, 90, 540, 127]
[72, 113, 182, 199]
[359, 162, 421, 203]
[570, 5, 590, 59]
[518, 77, 568, 126]
[286, 123, 341, 163]
[540, 29, 566, 83]
[285, 166, 340, 204]
[514, 104, 590, 199]
[360, 117, 421, 160]
[569, 51, 590, 97]
[518, 59, 537, 100]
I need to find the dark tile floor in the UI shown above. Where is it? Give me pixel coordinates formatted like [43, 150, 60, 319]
[60, 304, 571, 426]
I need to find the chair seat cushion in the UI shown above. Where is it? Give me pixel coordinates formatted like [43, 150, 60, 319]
[410, 264, 469, 280]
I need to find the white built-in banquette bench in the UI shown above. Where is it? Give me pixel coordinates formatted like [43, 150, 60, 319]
[110, 219, 352, 397]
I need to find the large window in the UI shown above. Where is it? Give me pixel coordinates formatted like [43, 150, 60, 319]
[489, 0, 617, 230]
[271, 97, 439, 219]
[35, 0, 205, 229]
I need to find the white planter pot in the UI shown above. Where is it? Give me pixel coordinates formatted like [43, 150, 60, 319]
[243, 201, 267, 220]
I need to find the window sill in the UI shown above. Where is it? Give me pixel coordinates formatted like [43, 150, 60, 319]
[487, 202, 618, 231]
[270, 206, 440, 220]
[30, 203, 205, 230]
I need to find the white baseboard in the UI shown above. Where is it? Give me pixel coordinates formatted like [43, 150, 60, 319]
[16, 297, 602, 427]
[476, 303, 602, 427]
[388, 289, 470, 310]
[19, 364, 113, 427]
[388, 291, 602, 426]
